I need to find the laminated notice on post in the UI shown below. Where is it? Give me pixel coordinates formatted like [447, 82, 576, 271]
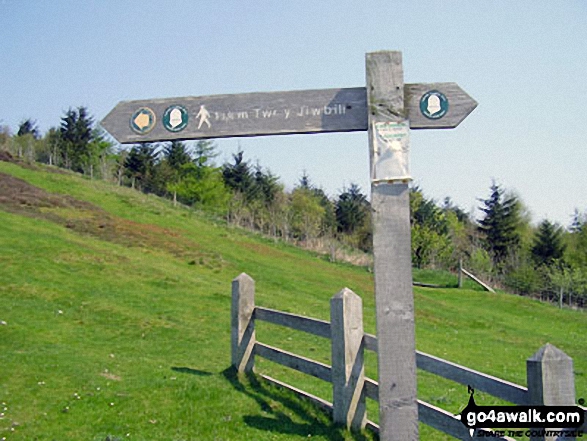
[371, 121, 411, 183]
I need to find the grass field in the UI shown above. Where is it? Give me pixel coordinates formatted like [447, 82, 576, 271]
[0, 159, 585, 440]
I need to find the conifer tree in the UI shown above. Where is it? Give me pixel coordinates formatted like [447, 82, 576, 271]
[15, 119, 40, 160]
[335, 183, 369, 235]
[531, 219, 566, 268]
[478, 182, 521, 271]
[193, 140, 218, 168]
[17, 119, 40, 139]
[59, 107, 94, 172]
[222, 151, 255, 200]
[164, 140, 192, 170]
[124, 143, 159, 191]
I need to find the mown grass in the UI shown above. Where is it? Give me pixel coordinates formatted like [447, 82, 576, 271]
[0, 160, 585, 440]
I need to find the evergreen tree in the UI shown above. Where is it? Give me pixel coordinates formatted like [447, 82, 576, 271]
[335, 183, 369, 235]
[567, 211, 587, 271]
[193, 140, 218, 167]
[531, 219, 566, 268]
[478, 182, 522, 271]
[14, 121, 39, 161]
[442, 196, 469, 223]
[253, 164, 280, 206]
[160, 141, 192, 203]
[222, 151, 255, 200]
[164, 140, 192, 170]
[570, 209, 584, 234]
[332, 183, 371, 252]
[124, 143, 159, 191]
[59, 107, 94, 172]
[17, 119, 40, 139]
[298, 171, 311, 190]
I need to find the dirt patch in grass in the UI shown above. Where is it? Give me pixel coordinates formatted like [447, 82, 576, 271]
[0, 172, 225, 269]
[100, 372, 122, 381]
[0, 150, 70, 174]
[0, 172, 95, 211]
[0, 150, 15, 162]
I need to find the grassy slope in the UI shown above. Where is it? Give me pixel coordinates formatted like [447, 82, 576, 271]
[0, 161, 584, 440]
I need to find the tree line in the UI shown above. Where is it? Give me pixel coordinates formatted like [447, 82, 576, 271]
[1, 108, 586, 307]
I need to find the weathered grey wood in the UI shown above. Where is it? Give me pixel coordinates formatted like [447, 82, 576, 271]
[231, 273, 256, 373]
[527, 344, 576, 441]
[101, 83, 476, 144]
[364, 377, 379, 402]
[405, 82, 478, 130]
[364, 332, 528, 405]
[458, 258, 464, 289]
[331, 288, 366, 430]
[255, 306, 331, 339]
[365, 420, 380, 434]
[367, 50, 419, 441]
[418, 400, 472, 441]
[365, 377, 518, 441]
[413, 281, 442, 288]
[255, 342, 331, 383]
[462, 268, 496, 293]
[101, 87, 368, 144]
[364, 332, 378, 353]
[419, 399, 474, 440]
[417, 351, 528, 405]
[419, 400, 517, 441]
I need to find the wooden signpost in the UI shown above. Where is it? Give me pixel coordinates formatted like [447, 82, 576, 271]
[102, 51, 477, 441]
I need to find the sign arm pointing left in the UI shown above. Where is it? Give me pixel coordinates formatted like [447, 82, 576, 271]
[101, 84, 477, 144]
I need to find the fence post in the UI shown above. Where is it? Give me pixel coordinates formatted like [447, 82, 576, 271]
[231, 273, 256, 374]
[526, 344, 576, 441]
[331, 288, 366, 431]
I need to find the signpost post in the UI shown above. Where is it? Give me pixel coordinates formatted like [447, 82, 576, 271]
[366, 51, 419, 440]
[102, 50, 477, 441]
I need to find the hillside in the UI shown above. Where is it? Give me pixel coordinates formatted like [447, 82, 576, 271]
[0, 158, 585, 440]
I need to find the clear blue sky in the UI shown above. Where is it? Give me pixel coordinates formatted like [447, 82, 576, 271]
[1, 0, 585, 227]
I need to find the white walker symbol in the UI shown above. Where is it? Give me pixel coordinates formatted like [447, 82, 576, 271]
[197, 105, 211, 129]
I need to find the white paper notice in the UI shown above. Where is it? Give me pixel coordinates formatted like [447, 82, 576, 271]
[372, 121, 411, 182]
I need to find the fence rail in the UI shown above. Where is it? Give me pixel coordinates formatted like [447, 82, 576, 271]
[255, 306, 331, 339]
[255, 342, 332, 382]
[415, 350, 528, 406]
[231, 273, 579, 441]
[364, 331, 528, 405]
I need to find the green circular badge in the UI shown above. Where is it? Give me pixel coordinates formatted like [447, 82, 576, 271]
[130, 107, 156, 134]
[420, 90, 449, 120]
[163, 105, 189, 132]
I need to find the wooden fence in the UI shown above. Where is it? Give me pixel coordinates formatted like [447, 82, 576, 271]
[231, 273, 585, 440]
